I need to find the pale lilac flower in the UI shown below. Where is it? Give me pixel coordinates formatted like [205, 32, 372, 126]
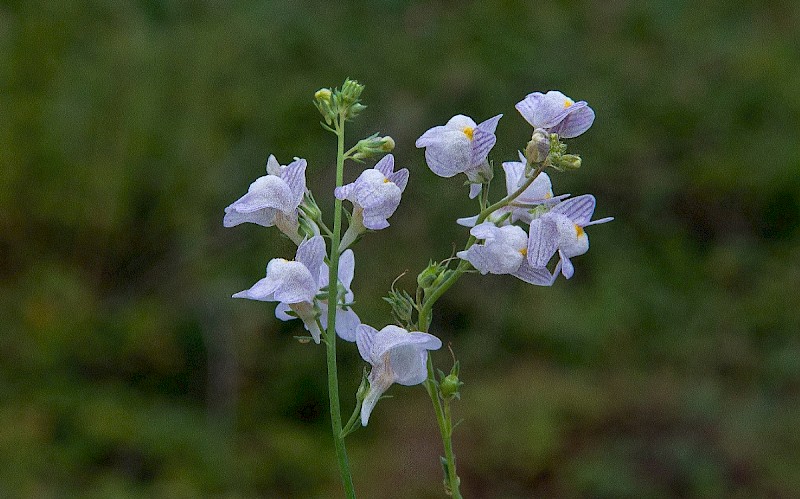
[355, 324, 442, 425]
[457, 222, 557, 286]
[527, 195, 613, 279]
[233, 236, 326, 343]
[334, 154, 408, 230]
[515, 91, 595, 138]
[456, 151, 567, 227]
[276, 249, 360, 341]
[224, 155, 307, 243]
[415, 114, 502, 198]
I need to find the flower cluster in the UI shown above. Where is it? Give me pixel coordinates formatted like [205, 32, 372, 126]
[417, 90, 612, 283]
[225, 81, 439, 427]
[225, 82, 615, 498]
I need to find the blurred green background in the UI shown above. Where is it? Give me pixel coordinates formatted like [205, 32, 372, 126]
[2, 0, 799, 497]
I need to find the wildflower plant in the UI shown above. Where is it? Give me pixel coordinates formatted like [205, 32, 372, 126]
[225, 80, 612, 497]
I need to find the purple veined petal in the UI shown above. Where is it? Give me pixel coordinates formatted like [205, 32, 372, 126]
[551, 194, 596, 226]
[388, 168, 409, 192]
[362, 213, 390, 230]
[512, 259, 556, 286]
[516, 91, 577, 129]
[223, 206, 278, 228]
[585, 216, 614, 227]
[550, 260, 563, 285]
[334, 183, 357, 201]
[265, 154, 281, 175]
[294, 236, 326, 286]
[477, 114, 502, 135]
[457, 246, 492, 274]
[559, 250, 575, 279]
[232, 276, 279, 301]
[275, 302, 293, 321]
[406, 331, 443, 351]
[338, 249, 355, 291]
[355, 324, 378, 363]
[369, 325, 415, 358]
[515, 92, 553, 127]
[469, 183, 482, 199]
[335, 307, 360, 342]
[445, 114, 477, 131]
[550, 102, 595, 138]
[226, 175, 295, 214]
[361, 372, 391, 426]
[415, 125, 448, 147]
[502, 157, 525, 195]
[469, 221, 499, 240]
[469, 127, 497, 167]
[374, 154, 394, 177]
[280, 158, 308, 206]
[456, 214, 480, 227]
[514, 92, 539, 126]
[423, 130, 471, 177]
[527, 217, 560, 267]
[389, 347, 430, 386]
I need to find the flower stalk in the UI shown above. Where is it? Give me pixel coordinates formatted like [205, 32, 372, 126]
[326, 112, 356, 499]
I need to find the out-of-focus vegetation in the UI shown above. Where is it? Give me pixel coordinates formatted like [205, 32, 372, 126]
[1, 0, 799, 496]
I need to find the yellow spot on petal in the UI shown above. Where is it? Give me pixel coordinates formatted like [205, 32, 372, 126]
[564, 98, 574, 108]
[544, 192, 552, 199]
[519, 248, 528, 256]
[462, 127, 474, 140]
[574, 224, 584, 238]
[383, 177, 391, 183]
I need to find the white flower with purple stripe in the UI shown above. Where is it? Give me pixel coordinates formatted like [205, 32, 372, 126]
[355, 324, 442, 425]
[515, 91, 595, 138]
[415, 114, 502, 198]
[233, 236, 326, 343]
[457, 151, 567, 227]
[457, 222, 556, 286]
[276, 249, 360, 342]
[526, 195, 613, 279]
[224, 155, 307, 242]
[334, 154, 408, 230]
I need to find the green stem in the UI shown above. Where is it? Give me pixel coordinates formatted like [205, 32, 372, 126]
[326, 114, 356, 499]
[417, 164, 546, 497]
[340, 398, 363, 439]
[424, 356, 462, 499]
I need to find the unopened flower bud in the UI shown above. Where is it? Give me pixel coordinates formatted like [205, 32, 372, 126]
[525, 128, 550, 165]
[380, 136, 395, 152]
[340, 79, 365, 104]
[314, 88, 332, 103]
[440, 374, 462, 400]
[351, 134, 394, 160]
[558, 154, 582, 170]
[417, 264, 439, 289]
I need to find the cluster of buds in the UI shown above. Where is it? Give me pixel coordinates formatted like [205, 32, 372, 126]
[314, 78, 367, 125]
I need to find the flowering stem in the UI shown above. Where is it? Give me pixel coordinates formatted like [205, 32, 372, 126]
[417, 164, 546, 497]
[326, 113, 356, 499]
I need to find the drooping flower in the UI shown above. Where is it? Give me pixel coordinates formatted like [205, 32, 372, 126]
[415, 114, 502, 198]
[515, 91, 595, 138]
[335, 154, 408, 231]
[526, 195, 613, 279]
[457, 222, 557, 286]
[355, 324, 442, 425]
[233, 236, 326, 343]
[456, 151, 567, 227]
[276, 248, 360, 342]
[223, 155, 308, 243]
